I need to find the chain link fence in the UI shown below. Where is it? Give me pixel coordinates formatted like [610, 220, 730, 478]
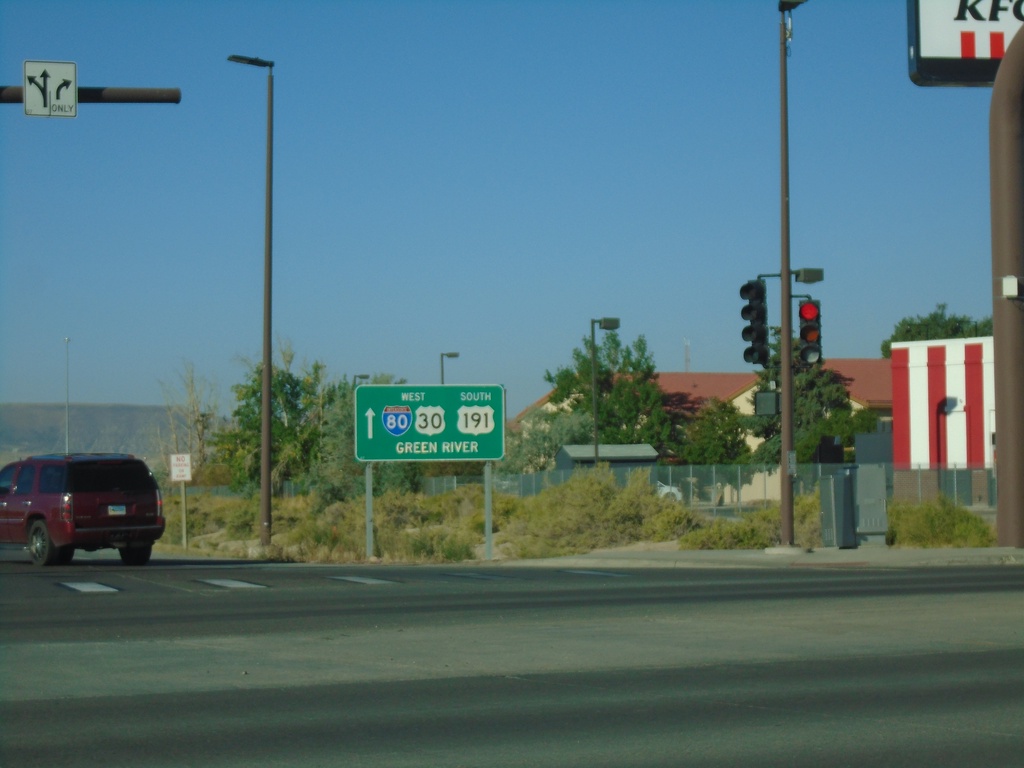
[422, 463, 998, 516]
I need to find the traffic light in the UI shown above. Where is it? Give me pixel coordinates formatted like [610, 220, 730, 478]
[740, 279, 769, 368]
[797, 299, 822, 364]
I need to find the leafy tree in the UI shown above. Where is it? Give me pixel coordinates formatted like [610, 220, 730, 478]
[501, 408, 593, 473]
[159, 361, 220, 478]
[212, 346, 338, 492]
[796, 407, 879, 461]
[881, 303, 992, 358]
[680, 398, 751, 465]
[311, 373, 422, 502]
[748, 330, 856, 465]
[544, 332, 680, 457]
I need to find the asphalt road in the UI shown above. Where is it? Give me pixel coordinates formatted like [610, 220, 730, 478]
[1, 556, 1021, 767]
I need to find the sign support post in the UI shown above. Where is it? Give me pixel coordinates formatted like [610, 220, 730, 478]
[180, 482, 187, 550]
[484, 462, 493, 560]
[169, 454, 192, 550]
[365, 463, 374, 560]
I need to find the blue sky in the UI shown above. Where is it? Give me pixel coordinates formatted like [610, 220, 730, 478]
[0, 0, 997, 419]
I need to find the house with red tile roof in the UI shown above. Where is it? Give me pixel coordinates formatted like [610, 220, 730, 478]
[824, 359, 893, 418]
[656, 372, 759, 418]
[517, 359, 892, 433]
[657, 360, 892, 419]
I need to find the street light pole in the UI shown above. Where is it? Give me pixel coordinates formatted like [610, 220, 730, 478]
[440, 352, 459, 385]
[64, 337, 70, 454]
[229, 54, 275, 548]
[590, 317, 620, 462]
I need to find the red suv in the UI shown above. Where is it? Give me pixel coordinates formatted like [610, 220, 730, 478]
[0, 454, 165, 566]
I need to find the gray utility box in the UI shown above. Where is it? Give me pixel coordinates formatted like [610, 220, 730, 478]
[820, 464, 890, 548]
[821, 467, 857, 548]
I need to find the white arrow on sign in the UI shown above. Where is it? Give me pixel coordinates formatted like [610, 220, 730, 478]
[364, 408, 375, 440]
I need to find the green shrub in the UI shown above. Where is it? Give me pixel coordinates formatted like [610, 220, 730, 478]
[886, 496, 995, 548]
[505, 466, 619, 558]
[224, 498, 257, 538]
[406, 527, 476, 562]
[286, 500, 367, 561]
[794, 494, 822, 550]
[676, 494, 820, 551]
[643, 504, 702, 542]
[504, 467, 694, 558]
[679, 508, 781, 550]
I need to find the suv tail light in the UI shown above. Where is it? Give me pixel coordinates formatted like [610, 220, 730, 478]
[60, 493, 73, 523]
[155, 488, 163, 518]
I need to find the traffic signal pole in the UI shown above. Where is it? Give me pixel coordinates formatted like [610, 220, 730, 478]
[778, 10, 796, 547]
[990, 28, 1024, 548]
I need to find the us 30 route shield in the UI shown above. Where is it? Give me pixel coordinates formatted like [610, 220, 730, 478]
[355, 385, 505, 462]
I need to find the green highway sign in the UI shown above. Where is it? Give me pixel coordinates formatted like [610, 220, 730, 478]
[355, 384, 505, 462]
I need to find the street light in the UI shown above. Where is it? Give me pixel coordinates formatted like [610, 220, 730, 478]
[440, 352, 459, 384]
[777, 1, 809, 548]
[590, 317, 620, 462]
[228, 53, 275, 547]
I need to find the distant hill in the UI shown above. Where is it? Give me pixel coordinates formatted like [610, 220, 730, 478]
[0, 403, 182, 468]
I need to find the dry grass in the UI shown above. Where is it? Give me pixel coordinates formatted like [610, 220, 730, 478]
[158, 474, 992, 563]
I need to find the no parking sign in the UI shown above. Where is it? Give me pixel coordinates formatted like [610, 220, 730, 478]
[169, 454, 192, 482]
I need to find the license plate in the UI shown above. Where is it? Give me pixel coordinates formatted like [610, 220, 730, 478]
[108, 504, 127, 516]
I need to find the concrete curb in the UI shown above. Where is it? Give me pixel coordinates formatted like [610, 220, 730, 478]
[501, 546, 1024, 570]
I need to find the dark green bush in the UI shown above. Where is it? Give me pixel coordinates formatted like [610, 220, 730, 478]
[886, 496, 995, 548]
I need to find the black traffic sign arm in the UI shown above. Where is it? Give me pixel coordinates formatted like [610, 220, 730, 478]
[1, 86, 181, 103]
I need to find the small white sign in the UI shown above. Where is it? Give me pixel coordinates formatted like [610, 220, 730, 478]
[169, 454, 192, 482]
[23, 60, 77, 118]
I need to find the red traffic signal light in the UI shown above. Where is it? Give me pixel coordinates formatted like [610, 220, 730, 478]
[797, 299, 821, 364]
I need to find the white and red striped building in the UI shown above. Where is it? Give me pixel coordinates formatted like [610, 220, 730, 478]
[891, 338, 996, 470]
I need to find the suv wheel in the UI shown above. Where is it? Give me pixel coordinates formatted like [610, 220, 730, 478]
[28, 521, 59, 566]
[119, 544, 153, 566]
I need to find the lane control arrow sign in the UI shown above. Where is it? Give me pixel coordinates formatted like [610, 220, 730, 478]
[24, 61, 77, 117]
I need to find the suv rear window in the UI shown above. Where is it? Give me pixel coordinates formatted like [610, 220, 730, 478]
[68, 462, 156, 493]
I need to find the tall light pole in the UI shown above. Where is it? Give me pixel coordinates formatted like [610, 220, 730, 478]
[777, 1, 808, 548]
[440, 352, 459, 384]
[229, 54, 275, 547]
[590, 317, 620, 462]
[64, 337, 70, 454]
